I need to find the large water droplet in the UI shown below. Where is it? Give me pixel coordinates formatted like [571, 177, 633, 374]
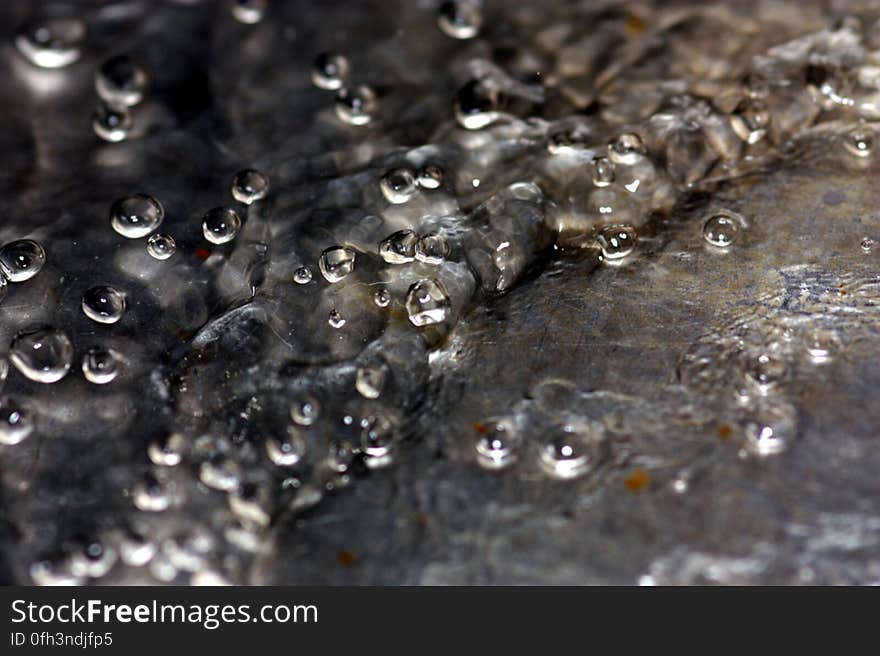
[202, 207, 241, 244]
[597, 225, 637, 261]
[15, 17, 86, 69]
[10, 327, 73, 384]
[95, 55, 148, 107]
[0, 239, 46, 282]
[147, 233, 176, 260]
[415, 233, 450, 264]
[702, 211, 744, 249]
[110, 194, 164, 239]
[318, 246, 356, 282]
[379, 230, 418, 264]
[82, 286, 126, 325]
[231, 169, 270, 205]
[405, 278, 451, 326]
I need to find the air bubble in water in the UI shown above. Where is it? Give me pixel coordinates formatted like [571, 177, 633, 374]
[380, 169, 417, 204]
[537, 425, 602, 480]
[312, 52, 350, 90]
[266, 427, 307, 467]
[10, 327, 73, 384]
[82, 345, 121, 384]
[110, 194, 165, 239]
[15, 17, 86, 69]
[474, 417, 520, 470]
[92, 104, 134, 143]
[147, 233, 176, 260]
[591, 156, 615, 187]
[417, 165, 444, 189]
[148, 433, 186, 467]
[597, 225, 637, 261]
[293, 266, 313, 284]
[82, 286, 126, 324]
[95, 55, 148, 107]
[231, 0, 267, 24]
[290, 394, 320, 426]
[415, 233, 450, 264]
[319, 246, 356, 282]
[356, 361, 389, 399]
[231, 169, 270, 205]
[844, 127, 874, 158]
[202, 207, 241, 244]
[0, 239, 46, 282]
[379, 230, 418, 264]
[0, 397, 34, 446]
[437, 1, 483, 39]
[373, 288, 391, 307]
[328, 309, 346, 328]
[608, 133, 647, 165]
[405, 278, 451, 326]
[335, 85, 378, 126]
[702, 212, 743, 249]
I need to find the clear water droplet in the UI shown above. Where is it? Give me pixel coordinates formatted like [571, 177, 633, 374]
[15, 17, 86, 69]
[415, 233, 450, 264]
[437, 0, 483, 39]
[290, 394, 321, 426]
[804, 329, 841, 363]
[312, 52, 350, 90]
[861, 236, 875, 252]
[147, 233, 176, 260]
[266, 426, 307, 467]
[591, 156, 615, 187]
[118, 528, 156, 566]
[231, 169, 270, 204]
[730, 98, 769, 144]
[202, 207, 241, 244]
[110, 194, 164, 239]
[405, 278, 451, 327]
[379, 230, 418, 264]
[95, 55, 148, 107]
[361, 414, 396, 465]
[373, 288, 391, 307]
[0, 239, 46, 282]
[742, 352, 786, 395]
[608, 133, 647, 165]
[702, 211, 743, 249]
[844, 127, 874, 158]
[537, 424, 602, 479]
[416, 165, 444, 189]
[474, 417, 520, 470]
[133, 473, 170, 512]
[335, 85, 378, 126]
[199, 454, 241, 491]
[597, 224, 637, 260]
[92, 103, 134, 142]
[318, 246, 356, 282]
[82, 285, 126, 325]
[744, 403, 795, 456]
[380, 168, 417, 204]
[70, 538, 116, 578]
[0, 397, 34, 446]
[454, 80, 499, 130]
[355, 361, 389, 399]
[10, 327, 73, 384]
[81, 345, 121, 384]
[328, 308, 346, 328]
[293, 266, 313, 284]
[148, 432, 186, 467]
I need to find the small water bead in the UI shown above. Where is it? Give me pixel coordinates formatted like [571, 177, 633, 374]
[744, 403, 796, 456]
[92, 103, 134, 143]
[266, 427, 307, 467]
[199, 455, 242, 492]
[133, 473, 171, 512]
[861, 237, 875, 252]
[537, 425, 601, 480]
[415, 233, 451, 264]
[380, 169, 417, 204]
[608, 133, 647, 165]
[293, 266, 313, 284]
[328, 309, 346, 329]
[231, 0, 267, 24]
[591, 156, 615, 187]
[437, 0, 483, 39]
[311, 52, 350, 90]
[229, 481, 273, 527]
[231, 168, 270, 205]
[81, 345, 121, 384]
[318, 245, 356, 282]
[148, 432, 187, 467]
[290, 394, 320, 426]
[15, 17, 86, 69]
[355, 361, 389, 399]
[597, 225, 637, 261]
[202, 207, 241, 244]
[10, 327, 73, 384]
[147, 233, 176, 260]
[379, 230, 418, 264]
[373, 288, 391, 307]
[0, 239, 46, 282]
[82, 285, 126, 324]
[844, 127, 874, 158]
[405, 278, 452, 327]
[417, 165, 444, 190]
[95, 55, 148, 107]
[455, 80, 499, 130]
[110, 194, 165, 239]
[70, 539, 117, 579]
[335, 85, 378, 126]
[0, 397, 34, 446]
[118, 528, 156, 566]
[474, 418, 520, 470]
[702, 212, 743, 249]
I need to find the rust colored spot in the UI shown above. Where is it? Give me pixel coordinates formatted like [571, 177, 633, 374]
[337, 550, 356, 566]
[717, 423, 733, 439]
[473, 423, 487, 434]
[625, 15, 647, 37]
[195, 247, 211, 261]
[624, 469, 650, 492]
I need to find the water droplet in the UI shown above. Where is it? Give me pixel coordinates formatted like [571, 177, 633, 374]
[95, 55, 148, 107]
[804, 329, 841, 363]
[118, 528, 156, 566]
[844, 127, 874, 158]
[0, 397, 34, 446]
[147, 233, 176, 260]
[110, 194, 165, 239]
[70, 538, 116, 578]
[231, 168, 270, 205]
[742, 352, 786, 395]
[82, 285, 126, 324]
[591, 156, 615, 187]
[379, 230, 418, 264]
[199, 454, 242, 491]
[608, 133, 647, 165]
[361, 414, 396, 465]
[702, 211, 743, 249]
[81, 345, 121, 384]
[92, 103, 134, 142]
[318, 245, 356, 282]
[537, 425, 602, 479]
[266, 426, 307, 467]
[437, 0, 483, 39]
[202, 207, 241, 244]
[148, 432, 186, 467]
[231, 0, 267, 24]
[290, 394, 320, 426]
[744, 403, 795, 456]
[133, 472, 171, 512]
[30, 554, 81, 586]
[15, 17, 86, 69]
[730, 98, 769, 144]
[356, 361, 389, 399]
[293, 266, 313, 284]
[417, 165, 444, 189]
[861, 237, 875, 252]
[311, 52, 350, 90]
[328, 308, 346, 328]
[335, 85, 378, 126]
[0, 239, 46, 282]
[373, 288, 391, 307]
[415, 233, 450, 264]
[405, 278, 451, 326]
[10, 327, 73, 384]
[454, 80, 499, 130]
[380, 169, 417, 204]
[597, 224, 637, 261]
[474, 417, 520, 470]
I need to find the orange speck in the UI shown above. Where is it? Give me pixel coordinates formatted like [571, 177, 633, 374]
[624, 469, 650, 492]
[473, 423, 487, 435]
[625, 15, 647, 37]
[717, 423, 733, 439]
[195, 247, 211, 261]
[336, 550, 356, 566]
